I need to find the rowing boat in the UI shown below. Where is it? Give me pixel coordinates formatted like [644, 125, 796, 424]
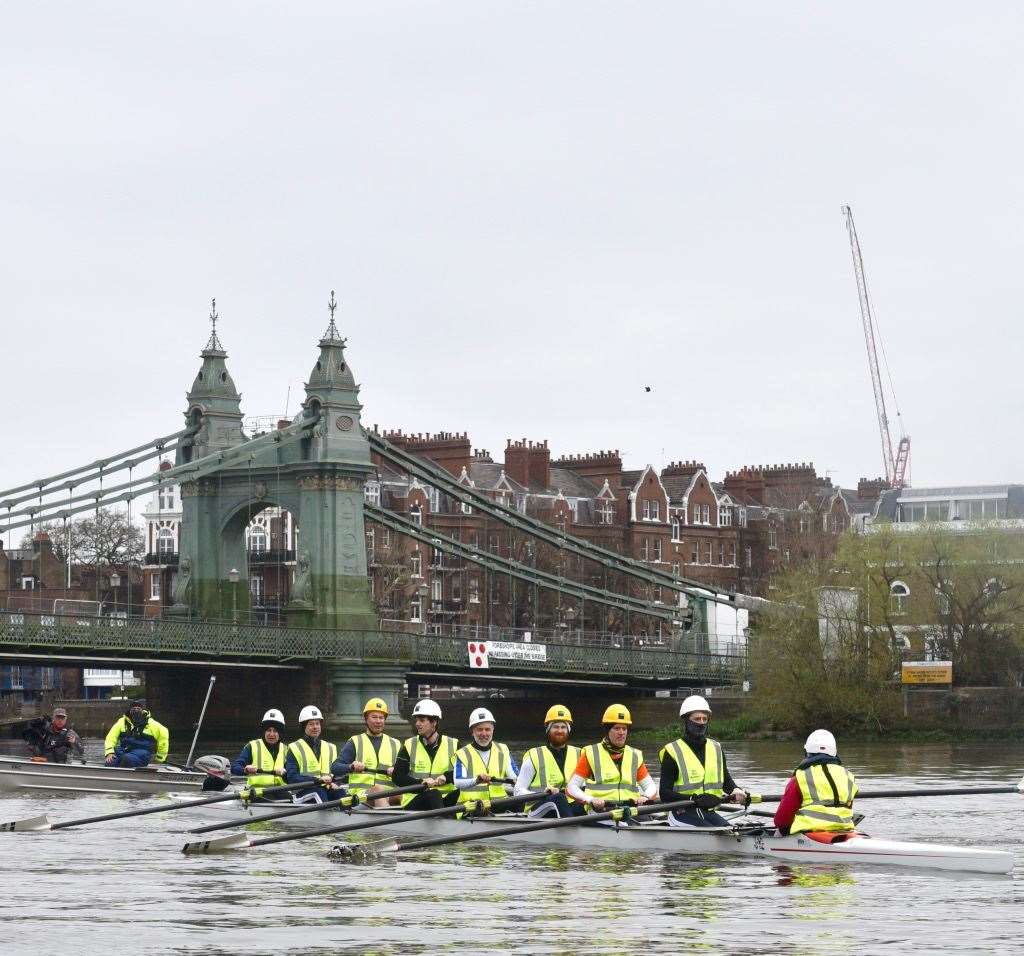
[0, 755, 211, 795]
[190, 800, 1015, 873]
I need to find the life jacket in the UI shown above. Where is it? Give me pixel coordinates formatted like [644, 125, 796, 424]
[658, 737, 726, 798]
[791, 762, 858, 834]
[104, 713, 170, 763]
[583, 742, 643, 806]
[400, 734, 458, 806]
[287, 737, 338, 776]
[246, 738, 286, 795]
[524, 743, 581, 792]
[347, 732, 402, 794]
[455, 741, 513, 803]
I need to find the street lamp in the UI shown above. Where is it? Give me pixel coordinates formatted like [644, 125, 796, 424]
[228, 567, 240, 623]
[110, 572, 121, 617]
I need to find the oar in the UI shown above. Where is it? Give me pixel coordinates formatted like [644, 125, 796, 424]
[188, 782, 428, 833]
[0, 781, 313, 833]
[357, 797, 697, 859]
[182, 788, 549, 854]
[746, 779, 1024, 804]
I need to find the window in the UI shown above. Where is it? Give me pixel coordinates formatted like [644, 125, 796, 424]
[691, 541, 699, 564]
[693, 503, 710, 525]
[672, 561, 681, 576]
[556, 516, 566, 533]
[250, 575, 264, 605]
[768, 527, 778, 550]
[248, 528, 268, 553]
[150, 574, 161, 600]
[432, 545, 444, 568]
[410, 551, 422, 577]
[488, 533, 500, 553]
[157, 528, 175, 555]
[728, 543, 736, 566]
[364, 481, 380, 506]
[430, 624, 443, 636]
[158, 487, 174, 510]
[738, 507, 747, 528]
[489, 576, 499, 604]
[381, 528, 390, 549]
[496, 492, 510, 508]
[365, 528, 375, 562]
[598, 500, 614, 525]
[20, 576, 35, 590]
[829, 514, 847, 534]
[469, 577, 480, 603]
[718, 542, 725, 566]
[641, 538, 650, 561]
[799, 514, 810, 533]
[451, 575, 462, 603]
[703, 541, 712, 565]
[410, 504, 422, 525]
[642, 499, 660, 521]
[431, 579, 442, 601]
[718, 506, 732, 527]
[671, 518, 681, 541]
[745, 547, 752, 569]
[890, 580, 910, 616]
[783, 549, 790, 563]
[427, 487, 441, 512]
[410, 595, 422, 623]
[461, 501, 473, 515]
[653, 538, 662, 561]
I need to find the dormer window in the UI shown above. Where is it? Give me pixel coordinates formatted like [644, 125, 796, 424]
[671, 517, 681, 541]
[364, 481, 381, 506]
[718, 506, 732, 527]
[641, 499, 660, 521]
[410, 504, 422, 526]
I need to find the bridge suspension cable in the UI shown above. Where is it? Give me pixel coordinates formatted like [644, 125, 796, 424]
[368, 431, 737, 607]
[365, 504, 676, 621]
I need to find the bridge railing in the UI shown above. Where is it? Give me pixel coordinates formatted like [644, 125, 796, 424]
[0, 610, 747, 684]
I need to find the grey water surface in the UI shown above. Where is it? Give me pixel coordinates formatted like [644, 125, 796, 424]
[1, 738, 1021, 955]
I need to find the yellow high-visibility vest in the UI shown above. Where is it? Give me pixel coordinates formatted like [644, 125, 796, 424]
[246, 738, 286, 793]
[287, 738, 338, 776]
[400, 734, 458, 806]
[347, 732, 402, 793]
[455, 742, 513, 803]
[791, 763, 858, 834]
[658, 737, 726, 799]
[583, 743, 643, 805]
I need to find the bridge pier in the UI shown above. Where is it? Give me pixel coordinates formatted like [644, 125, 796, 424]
[329, 662, 407, 735]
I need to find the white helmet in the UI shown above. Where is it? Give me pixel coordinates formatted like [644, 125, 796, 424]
[298, 705, 324, 724]
[261, 708, 286, 727]
[679, 695, 712, 717]
[469, 707, 495, 728]
[412, 699, 443, 720]
[804, 729, 838, 757]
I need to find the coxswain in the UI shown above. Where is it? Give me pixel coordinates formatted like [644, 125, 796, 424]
[332, 698, 402, 808]
[659, 695, 747, 827]
[514, 704, 583, 818]
[454, 707, 518, 810]
[566, 704, 657, 814]
[390, 699, 459, 811]
[104, 699, 170, 767]
[774, 729, 858, 836]
[283, 705, 340, 803]
[23, 707, 85, 763]
[231, 708, 287, 798]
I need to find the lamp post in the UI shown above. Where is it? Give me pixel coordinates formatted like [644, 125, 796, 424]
[110, 572, 121, 617]
[228, 567, 240, 623]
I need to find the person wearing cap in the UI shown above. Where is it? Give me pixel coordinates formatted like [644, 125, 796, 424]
[514, 704, 583, 818]
[566, 704, 657, 814]
[454, 707, 518, 811]
[283, 704, 340, 803]
[231, 708, 288, 798]
[391, 698, 459, 811]
[331, 698, 403, 808]
[774, 729, 858, 836]
[22, 707, 85, 763]
[104, 700, 170, 767]
[658, 695, 746, 828]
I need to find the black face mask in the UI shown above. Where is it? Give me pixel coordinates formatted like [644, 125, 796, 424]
[685, 718, 708, 739]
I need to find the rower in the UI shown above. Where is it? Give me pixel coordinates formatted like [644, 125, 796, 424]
[332, 698, 402, 808]
[659, 695, 747, 828]
[566, 704, 657, 815]
[23, 707, 85, 764]
[454, 707, 518, 810]
[103, 699, 170, 768]
[390, 699, 459, 811]
[231, 709, 287, 799]
[774, 729, 858, 836]
[283, 705, 340, 803]
[514, 704, 583, 818]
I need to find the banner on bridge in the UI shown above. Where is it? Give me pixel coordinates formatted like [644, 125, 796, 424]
[467, 641, 548, 668]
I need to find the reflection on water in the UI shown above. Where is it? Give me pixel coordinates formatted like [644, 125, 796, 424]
[0, 739, 1022, 954]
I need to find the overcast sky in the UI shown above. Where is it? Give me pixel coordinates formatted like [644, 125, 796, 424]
[3, 2, 1022, 503]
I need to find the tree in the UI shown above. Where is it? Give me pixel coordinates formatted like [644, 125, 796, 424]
[20, 509, 144, 569]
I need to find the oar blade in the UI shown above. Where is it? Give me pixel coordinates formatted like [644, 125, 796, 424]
[181, 832, 253, 855]
[0, 815, 52, 833]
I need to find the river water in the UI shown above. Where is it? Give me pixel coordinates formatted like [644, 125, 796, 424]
[1, 738, 1022, 955]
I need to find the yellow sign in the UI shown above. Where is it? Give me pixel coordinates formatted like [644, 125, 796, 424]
[901, 661, 952, 684]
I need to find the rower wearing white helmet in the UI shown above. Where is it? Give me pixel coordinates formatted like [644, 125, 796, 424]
[454, 708, 519, 810]
[283, 704, 341, 802]
[390, 698, 460, 811]
[331, 698, 403, 808]
[774, 729, 859, 836]
[658, 695, 747, 828]
[231, 708, 287, 798]
[514, 704, 584, 818]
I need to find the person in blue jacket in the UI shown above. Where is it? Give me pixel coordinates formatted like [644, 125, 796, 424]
[104, 700, 170, 768]
[282, 704, 341, 803]
[231, 708, 288, 797]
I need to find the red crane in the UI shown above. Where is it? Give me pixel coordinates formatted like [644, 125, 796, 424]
[841, 204, 911, 489]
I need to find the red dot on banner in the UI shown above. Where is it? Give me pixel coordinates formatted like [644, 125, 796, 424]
[475, 656, 483, 666]
[468, 643, 477, 653]
[479, 643, 487, 653]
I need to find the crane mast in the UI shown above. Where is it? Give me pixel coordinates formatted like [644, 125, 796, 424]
[841, 204, 909, 488]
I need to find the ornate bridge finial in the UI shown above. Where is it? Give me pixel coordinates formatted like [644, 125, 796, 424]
[204, 297, 225, 352]
[321, 289, 343, 342]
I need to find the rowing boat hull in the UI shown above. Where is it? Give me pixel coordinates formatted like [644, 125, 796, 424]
[192, 802, 1015, 874]
[0, 756, 209, 795]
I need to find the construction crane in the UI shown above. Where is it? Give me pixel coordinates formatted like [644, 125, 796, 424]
[841, 204, 911, 488]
